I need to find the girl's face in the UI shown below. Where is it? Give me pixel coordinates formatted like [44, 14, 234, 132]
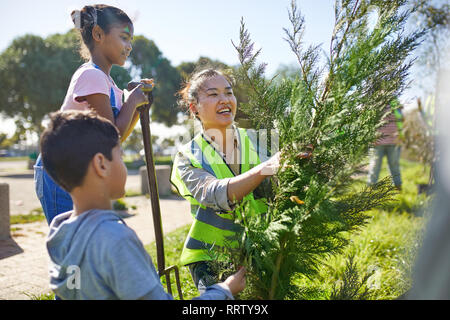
[193, 75, 237, 130]
[102, 23, 133, 66]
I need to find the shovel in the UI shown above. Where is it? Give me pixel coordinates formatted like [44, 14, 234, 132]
[127, 81, 183, 299]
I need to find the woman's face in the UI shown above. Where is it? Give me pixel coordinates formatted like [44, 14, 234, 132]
[193, 75, 237, 130]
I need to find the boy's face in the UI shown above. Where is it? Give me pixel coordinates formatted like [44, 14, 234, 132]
[108, 144, 127, 199]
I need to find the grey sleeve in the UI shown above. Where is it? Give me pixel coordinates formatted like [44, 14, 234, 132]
[103, 226, 173, 300]
[192, 284, 234, 300]
[176, 152, 233, 212]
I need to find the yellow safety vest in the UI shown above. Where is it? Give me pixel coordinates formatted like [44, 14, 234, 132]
[390, 99, 404, 139]
[170, 128, 268, 265]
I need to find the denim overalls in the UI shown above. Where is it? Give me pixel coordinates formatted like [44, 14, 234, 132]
[34, 62, 121, 224]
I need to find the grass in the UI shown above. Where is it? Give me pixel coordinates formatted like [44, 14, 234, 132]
[26, 292, 55, 300]
[10, 207, 46, 225]
[124, 156, 173, 170]
[144, 157, 431, 300]
[291, 209, 424, 299]
[145, 225, 199, 300]
[0, 156, 28, 162]
[28, 157, 430, 300]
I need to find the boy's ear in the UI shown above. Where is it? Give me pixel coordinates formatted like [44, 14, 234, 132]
[91, 152, 109, 178]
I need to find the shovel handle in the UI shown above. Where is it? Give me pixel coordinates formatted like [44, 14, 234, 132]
[127, 81, 154, 92]
[127, 80, 183, 299]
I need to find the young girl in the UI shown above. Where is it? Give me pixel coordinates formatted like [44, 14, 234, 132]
[34, 4, 150, 224]
[170, 68, 281, 293]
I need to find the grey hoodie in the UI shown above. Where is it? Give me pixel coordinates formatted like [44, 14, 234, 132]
[46, 209, 233, 300]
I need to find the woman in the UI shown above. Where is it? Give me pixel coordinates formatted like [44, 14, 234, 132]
[170, 68, 280, 293]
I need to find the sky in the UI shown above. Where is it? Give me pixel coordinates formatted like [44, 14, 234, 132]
[0, 0, 335, 74]
[0, 0, 336, 138]
[0, 0, 433, 139]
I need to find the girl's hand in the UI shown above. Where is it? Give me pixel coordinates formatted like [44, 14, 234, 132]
[124, 84, 149, 109]
[140, 78, 155, 92]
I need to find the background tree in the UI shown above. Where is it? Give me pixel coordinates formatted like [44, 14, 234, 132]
[0, 31, 82, 138]
[216, 0, 424, 300]
[400, 0, 449, 189]
[0, 31, 184, 141]
[128, 36, 181, 126]
[408, 0, 449, 95]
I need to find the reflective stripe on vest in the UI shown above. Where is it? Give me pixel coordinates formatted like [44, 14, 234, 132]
[170, 128, 268, 265]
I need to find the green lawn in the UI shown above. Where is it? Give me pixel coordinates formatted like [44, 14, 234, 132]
[145, 157, 431, 300]
[10, 208, 46, 224]
[30, 157, 431, 300]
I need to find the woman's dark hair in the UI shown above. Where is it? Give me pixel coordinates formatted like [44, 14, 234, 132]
[40, 110, 119, 192]
[71, 4, 132, 60]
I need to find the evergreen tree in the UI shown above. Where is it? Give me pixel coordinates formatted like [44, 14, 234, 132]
[215, 0, 424, 300]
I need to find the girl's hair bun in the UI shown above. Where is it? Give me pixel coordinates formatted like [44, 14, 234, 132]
[71, 6, 97, 29]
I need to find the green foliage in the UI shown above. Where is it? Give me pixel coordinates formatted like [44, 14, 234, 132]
[143, 166, 426, 300]
[26, 291, 55, 300]
[0, 31, 182, 138]
[329, 255, 374, 300]
[293, 205, 426, 300]
[401, 108, 435, 169]
[112, 198, 128, 211]
[222, 0, 425, 300]
[0, 31, 83, 137]
[145, 225, 198, 300]
[10, 207, 45, 225]
[129, 36, 181, 126]
[408, 0, 450, 88]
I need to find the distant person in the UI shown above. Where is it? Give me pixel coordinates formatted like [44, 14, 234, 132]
[34, 4, 150, 224]
[41, 110, 245, 300]
[367, 100, 404, 190]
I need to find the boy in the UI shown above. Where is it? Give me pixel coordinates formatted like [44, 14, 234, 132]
[41, 110, 245, 300]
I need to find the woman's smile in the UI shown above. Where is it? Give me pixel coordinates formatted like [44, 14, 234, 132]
[194, 75, 237, 130]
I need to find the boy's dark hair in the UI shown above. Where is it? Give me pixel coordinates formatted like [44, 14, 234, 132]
[71, 4, 132, 60]
[40, 110, 119, 192]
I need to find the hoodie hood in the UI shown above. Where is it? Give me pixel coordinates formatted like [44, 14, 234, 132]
[46, 209, 124, 298]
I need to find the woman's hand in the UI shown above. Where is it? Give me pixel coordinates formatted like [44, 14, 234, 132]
[261, 151, 281, 176]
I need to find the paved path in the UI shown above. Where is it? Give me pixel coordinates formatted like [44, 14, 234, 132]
[0, 161, 192, 300]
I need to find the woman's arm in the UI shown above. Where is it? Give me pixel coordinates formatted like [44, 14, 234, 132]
[174, 151, 280, 211]
[227, 152, 280, 203]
